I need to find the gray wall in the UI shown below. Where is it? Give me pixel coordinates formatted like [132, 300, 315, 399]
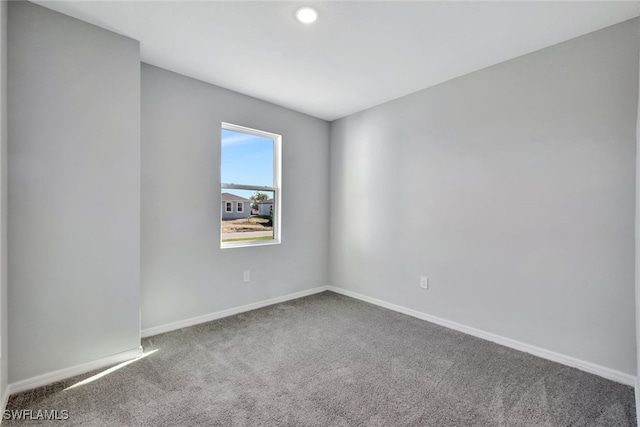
[636, 18, 640, 413]
[8, 2, 141, 383]
[331, 19, 639, 375]
[141, 64, 329, 331]
[0, 0, 6, 400]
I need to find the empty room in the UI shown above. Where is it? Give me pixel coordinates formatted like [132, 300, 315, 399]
[0, 0, 639, 425]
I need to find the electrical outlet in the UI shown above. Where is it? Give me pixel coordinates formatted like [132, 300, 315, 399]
[243, 271, 251, 282]
[420, 276, 429, 290]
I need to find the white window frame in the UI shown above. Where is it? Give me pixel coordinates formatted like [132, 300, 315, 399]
[221, 122, 281, 248]
[236, 202, 243, 213]
[225, 202, 233, 213]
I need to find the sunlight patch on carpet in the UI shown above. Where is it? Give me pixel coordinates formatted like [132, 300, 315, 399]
[64, 350, 159, 391]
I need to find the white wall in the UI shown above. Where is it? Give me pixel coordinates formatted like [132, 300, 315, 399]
[635, 14, 640, 417]
[141, 64, 330, 331]
[331, 19, 639, 375]
[8, 2, 141, 383]
[0, 0, 7, 402]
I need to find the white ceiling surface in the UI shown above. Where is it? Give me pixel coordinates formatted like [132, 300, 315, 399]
[34, 1, 640, 121]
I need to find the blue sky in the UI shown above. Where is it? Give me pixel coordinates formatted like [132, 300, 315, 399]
[221, 128, 274, 200]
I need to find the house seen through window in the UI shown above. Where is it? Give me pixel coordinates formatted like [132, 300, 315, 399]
[221, 123, 281, 247]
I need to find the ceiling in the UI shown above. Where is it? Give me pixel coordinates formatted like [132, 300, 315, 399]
[33, 1, 640, 121]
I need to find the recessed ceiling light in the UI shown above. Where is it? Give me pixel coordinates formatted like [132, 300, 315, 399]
[295, 7, 318, 24]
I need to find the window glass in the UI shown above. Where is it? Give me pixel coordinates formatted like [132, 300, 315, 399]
[221, 123, 280, 247]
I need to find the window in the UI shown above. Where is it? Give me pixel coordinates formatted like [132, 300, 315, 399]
[221, 123, 281, 247]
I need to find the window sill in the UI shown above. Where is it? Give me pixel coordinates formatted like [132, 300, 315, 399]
[221, 239, 281, 249]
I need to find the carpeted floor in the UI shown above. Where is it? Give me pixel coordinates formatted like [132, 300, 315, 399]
[5, 291, 636, 426]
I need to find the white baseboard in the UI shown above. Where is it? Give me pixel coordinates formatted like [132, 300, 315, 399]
[8, 346, 144, 395]
[327, 286, 636, 387]
[6, 287, 633, 406]
[141, 286, 329, 338]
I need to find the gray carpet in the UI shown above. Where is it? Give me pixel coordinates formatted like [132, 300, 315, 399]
[5, 291, 636, 426]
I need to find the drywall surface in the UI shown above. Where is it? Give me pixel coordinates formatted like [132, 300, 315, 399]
[8, 2, 141, 383]
[0, 0, 6, 400]
[141, 64, 330, 331]
[636, 17, 640, 415]
[331, 19, 639, 375]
